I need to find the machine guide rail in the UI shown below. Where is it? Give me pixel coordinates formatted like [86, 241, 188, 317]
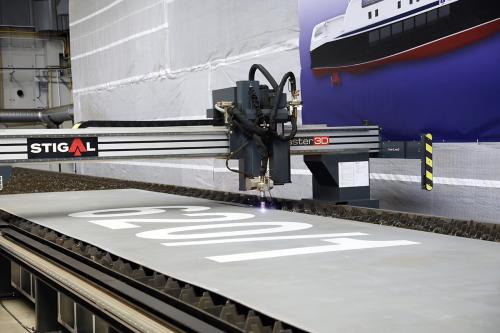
[0, 212, 303, 333]
[0, 125, 380, 163]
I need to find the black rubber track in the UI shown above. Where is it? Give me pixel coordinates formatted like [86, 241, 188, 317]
[2, 167, 498, 243]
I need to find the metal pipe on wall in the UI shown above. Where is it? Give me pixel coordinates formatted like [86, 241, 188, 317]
[0, 104, 73, 128]
[48, 69, 52, 108]
[0, 49, 3, 108]
[0, 67, 69, 70]
[56, 70, 61, 107]
[0, 109, 41, 122]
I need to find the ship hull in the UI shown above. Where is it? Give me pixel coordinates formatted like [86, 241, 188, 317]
[311, 0, 500, 75]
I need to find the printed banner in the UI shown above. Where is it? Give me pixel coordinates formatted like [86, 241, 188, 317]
[299, 0, 500, 141]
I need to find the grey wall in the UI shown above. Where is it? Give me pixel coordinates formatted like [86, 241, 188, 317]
[370, 143, 500, 223]
[0, 0, 68, 31]
[69, 0, 500, 224]
[0, 0, 71, 110]
[0, 38, 72, 110]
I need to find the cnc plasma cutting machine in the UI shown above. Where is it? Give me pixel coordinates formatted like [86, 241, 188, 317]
[0, 64, 432, 207]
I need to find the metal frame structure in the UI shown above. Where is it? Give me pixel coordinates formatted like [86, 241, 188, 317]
[0, 122, 430, 208]
[0, 125, 380, 163]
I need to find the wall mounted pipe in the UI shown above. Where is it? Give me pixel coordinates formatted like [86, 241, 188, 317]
[0, 104, 73, 128]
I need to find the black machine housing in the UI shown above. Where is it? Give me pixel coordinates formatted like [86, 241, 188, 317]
[211, 65, 298, 191]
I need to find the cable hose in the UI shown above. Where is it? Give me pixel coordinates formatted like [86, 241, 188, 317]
[225, 140, 253, 178]
[278, 114, 298, 141]
[227, 107, 267, 136]
[269, 71, 297, 140]
[237, 66, 298, 178]
[249, 86, 264, 126]
[248, 64, 278, 90]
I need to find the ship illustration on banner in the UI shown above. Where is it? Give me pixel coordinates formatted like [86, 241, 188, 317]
[310, 0, 500, 85]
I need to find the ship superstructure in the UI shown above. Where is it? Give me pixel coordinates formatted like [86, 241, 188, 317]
[311, 0, 500, 76]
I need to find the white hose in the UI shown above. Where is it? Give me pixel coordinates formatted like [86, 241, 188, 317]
[214, 103, 226, 113]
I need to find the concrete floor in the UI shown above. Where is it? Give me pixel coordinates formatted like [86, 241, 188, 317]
[0, 298, 35, 333]
[1, 189, 500, 333]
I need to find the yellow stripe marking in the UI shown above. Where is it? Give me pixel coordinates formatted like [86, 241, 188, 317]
[426, 171, 433, 181]
[72, 123, 82, 129]
[425, 133, 433, 141]
[426, 157, 433, 167]
[426, 184, 433, 191]
[426, 143, 433, 154]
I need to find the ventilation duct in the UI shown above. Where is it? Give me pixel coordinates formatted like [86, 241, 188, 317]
[0, 104, 73, 128]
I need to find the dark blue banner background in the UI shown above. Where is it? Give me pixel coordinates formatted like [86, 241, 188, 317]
[299, 0, 500, 141]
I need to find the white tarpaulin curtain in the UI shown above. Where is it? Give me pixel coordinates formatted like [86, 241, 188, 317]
[68, 0, 500, 223]
[69, 0, 302, 194]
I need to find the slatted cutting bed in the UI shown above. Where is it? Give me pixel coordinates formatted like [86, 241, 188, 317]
[1, 187, 499, 333]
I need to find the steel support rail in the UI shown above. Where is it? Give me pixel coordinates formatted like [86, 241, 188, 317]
[0, 235, 178, 333]
[0, 125, 380, 164]
[0, 228, 242, 333]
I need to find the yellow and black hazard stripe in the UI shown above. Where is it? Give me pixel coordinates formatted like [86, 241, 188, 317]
[422, 133, 433, 191]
